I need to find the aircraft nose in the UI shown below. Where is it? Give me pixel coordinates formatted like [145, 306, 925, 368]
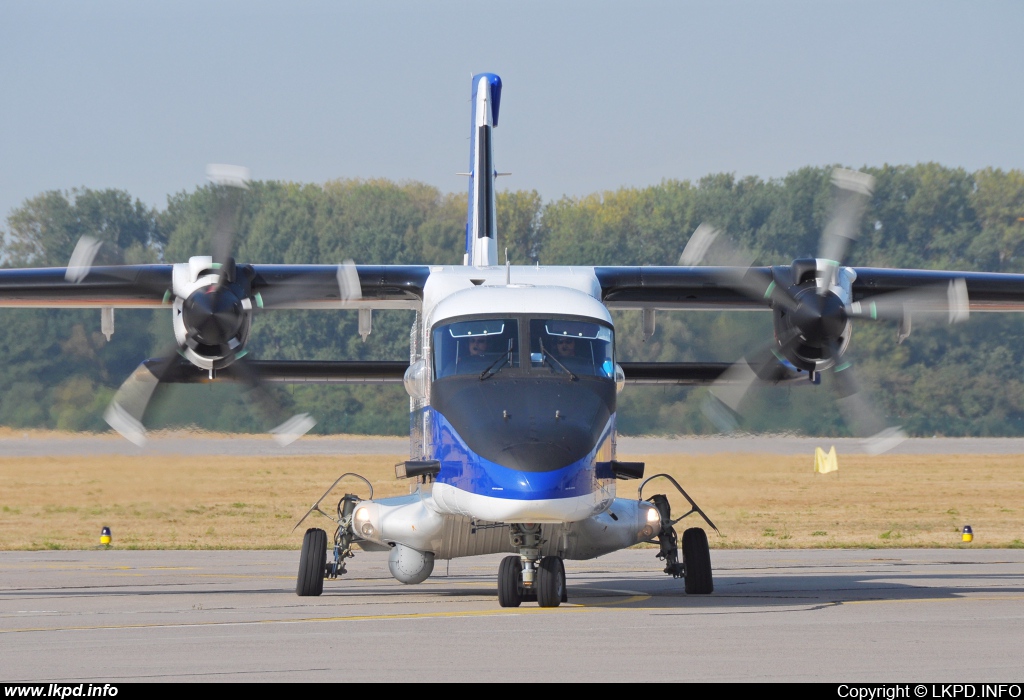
[430, 375, 615, 472]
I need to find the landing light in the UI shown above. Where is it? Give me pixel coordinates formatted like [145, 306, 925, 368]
[354, 506, 374, 538]
[646, 507, 661, 523]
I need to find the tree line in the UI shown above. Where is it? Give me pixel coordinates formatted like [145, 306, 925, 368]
[2, 163, 1024, 437]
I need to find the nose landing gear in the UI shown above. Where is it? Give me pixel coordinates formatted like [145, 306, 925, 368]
[499, 524, 567, 608]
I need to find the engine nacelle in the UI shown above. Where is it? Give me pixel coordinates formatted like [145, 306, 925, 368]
[171, 257, 253, 371]
[770, 260, 855, 373]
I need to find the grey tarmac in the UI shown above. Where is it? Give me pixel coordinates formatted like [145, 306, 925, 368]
[1, 548, 1022, 682]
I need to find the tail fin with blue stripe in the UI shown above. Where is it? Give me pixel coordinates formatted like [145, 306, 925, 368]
[465, 73, 501, 267]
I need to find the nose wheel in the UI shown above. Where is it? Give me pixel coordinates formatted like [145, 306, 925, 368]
[499, 524, 568, 608]
[498, 553, 567, 608]
[536, 555, 566, 607]
[498, 555, 524, 607]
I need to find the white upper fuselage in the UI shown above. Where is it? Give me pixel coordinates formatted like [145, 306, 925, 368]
[421, 265, 605, 322]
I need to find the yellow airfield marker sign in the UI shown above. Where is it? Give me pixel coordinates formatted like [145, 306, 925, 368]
[814, 446, 838, 474]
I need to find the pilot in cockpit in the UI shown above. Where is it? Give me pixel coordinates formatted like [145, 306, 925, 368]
[442, 334, 491, 376]
[554, 336, 576, 358]
[467, 336, 489, 358]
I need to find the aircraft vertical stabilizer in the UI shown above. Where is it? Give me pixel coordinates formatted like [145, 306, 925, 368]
[465, 73, 501, 267]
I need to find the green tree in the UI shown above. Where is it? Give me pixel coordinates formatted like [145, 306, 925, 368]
[969, 168, 1024, 271]
[497, 189, 543, 263]
[2, 188, 159, 267]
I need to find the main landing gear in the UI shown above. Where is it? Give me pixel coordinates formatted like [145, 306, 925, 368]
[296, 527, 327, 597]
[295, 494, 360, 597]
[498, 524, 568, 608]
[293, 473, 372, 597]
[642, 474, 719, 595]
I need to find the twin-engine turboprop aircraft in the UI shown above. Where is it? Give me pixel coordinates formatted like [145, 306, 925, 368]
[4, 73, 1024, 606]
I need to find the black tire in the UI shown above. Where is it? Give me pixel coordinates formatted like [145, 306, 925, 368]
[536, 556, 565, 608]
[682, 527, 713, 594]
[561, 560, 568, 603]
[296, 528, 328, 597]
[498, 555, 522, 608]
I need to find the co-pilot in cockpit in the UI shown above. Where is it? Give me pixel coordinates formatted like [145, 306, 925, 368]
[431, 315, 613, 380]
[528, 318, 614, 379]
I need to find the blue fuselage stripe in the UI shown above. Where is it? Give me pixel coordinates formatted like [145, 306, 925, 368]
[426, 407, 614, 501]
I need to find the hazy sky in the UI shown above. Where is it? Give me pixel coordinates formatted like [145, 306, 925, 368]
[2, 1, 1022, 223]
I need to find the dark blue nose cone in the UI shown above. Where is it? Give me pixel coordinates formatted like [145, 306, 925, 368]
[431, 374, 615, 472]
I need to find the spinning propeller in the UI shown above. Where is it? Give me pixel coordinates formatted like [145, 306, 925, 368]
[680, 168, 970, 454]
[68, 165, 362, 446]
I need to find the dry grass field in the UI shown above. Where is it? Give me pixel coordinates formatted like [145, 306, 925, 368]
[1, 443, 1022, 550]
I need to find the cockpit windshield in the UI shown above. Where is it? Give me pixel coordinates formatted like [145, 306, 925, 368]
[529, 319, 614, 378]
[431, 316, 613, 380]
[433, 318, 519, 379]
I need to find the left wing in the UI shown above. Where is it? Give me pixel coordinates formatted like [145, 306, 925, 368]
[0, 263, 430, 310]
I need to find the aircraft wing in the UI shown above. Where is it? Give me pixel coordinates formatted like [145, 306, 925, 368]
[0, 264, 431, 310]
[0, 265, 174, 308]
[251, 265, 430, 309]
[849, 268, 1024, 311]
[595, 266, 1024, 311]
[595, 266, 766, 310]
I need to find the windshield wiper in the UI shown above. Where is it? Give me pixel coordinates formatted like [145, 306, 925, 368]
[480, 342, 514, 380]
[539, 338, 578, 381]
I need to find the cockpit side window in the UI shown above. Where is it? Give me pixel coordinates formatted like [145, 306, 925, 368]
[432, 318, 519, 379]
[529, 319, 614, 378]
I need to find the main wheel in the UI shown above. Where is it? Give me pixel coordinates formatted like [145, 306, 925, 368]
[498, 555, 523, 608]
[682, 527, 713, 594]
[536, 556, 565, 608]
[296, 528, 328, 597]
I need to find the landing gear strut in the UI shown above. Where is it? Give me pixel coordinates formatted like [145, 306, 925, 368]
[641, 474, 719, 595]
[498, 524, 567, 608]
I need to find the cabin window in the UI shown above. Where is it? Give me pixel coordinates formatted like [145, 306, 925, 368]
[432, 318, 519, 379]
[529, 319, 614, 378]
